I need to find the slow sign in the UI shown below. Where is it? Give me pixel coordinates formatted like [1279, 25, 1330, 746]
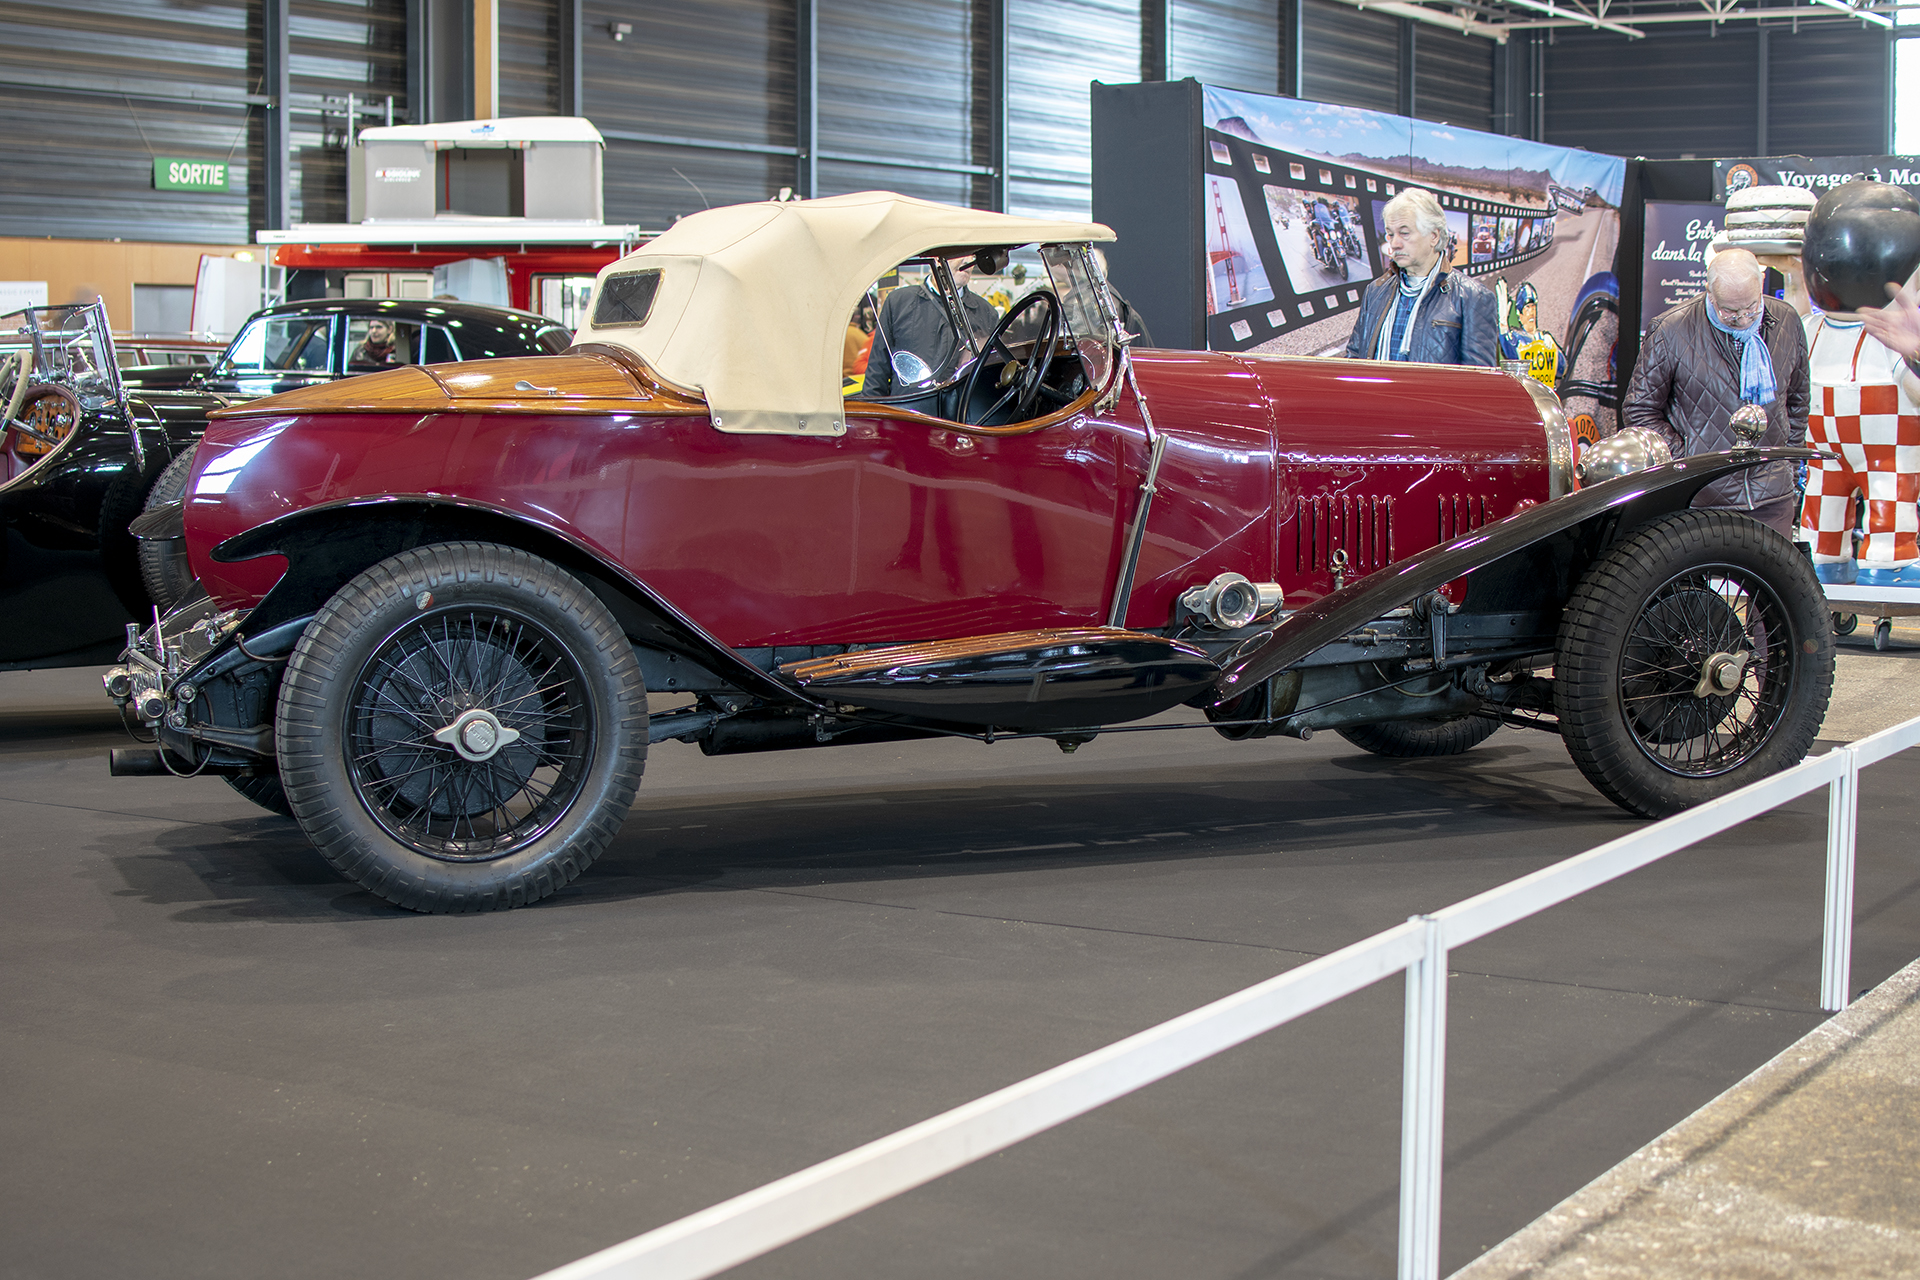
[153, 158, 232, 193]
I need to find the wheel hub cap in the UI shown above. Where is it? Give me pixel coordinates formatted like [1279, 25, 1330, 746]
[1694, 650, 1752, 698]
[432, 709, 521, 762]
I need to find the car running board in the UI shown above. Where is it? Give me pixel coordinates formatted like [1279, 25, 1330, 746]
[780, 628, 1217, 732]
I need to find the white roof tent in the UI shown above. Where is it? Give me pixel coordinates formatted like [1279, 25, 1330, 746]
[355, 117, 607, 147]
[577, 191, 1115, 438]
[346, 115, 608, 225]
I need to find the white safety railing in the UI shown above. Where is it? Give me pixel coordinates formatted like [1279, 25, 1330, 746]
[532, 715, 1920, 1280]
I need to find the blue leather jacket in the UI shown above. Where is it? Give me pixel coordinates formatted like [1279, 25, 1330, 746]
[1343, 266, 1499, 368]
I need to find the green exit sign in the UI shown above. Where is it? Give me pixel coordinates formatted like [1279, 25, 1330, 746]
[153, 158, 233, 192]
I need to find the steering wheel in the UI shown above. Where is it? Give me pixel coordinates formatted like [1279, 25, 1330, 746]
[960, 289, 1062, 425]
[1, 352, 29, 430]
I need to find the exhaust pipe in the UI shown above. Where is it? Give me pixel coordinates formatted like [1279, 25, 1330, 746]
[109, 747, 172, 776]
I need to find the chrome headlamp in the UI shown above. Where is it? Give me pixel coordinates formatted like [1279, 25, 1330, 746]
[1575, 426, 1672, 489]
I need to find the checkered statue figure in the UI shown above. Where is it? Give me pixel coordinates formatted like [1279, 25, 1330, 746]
[1800, 312, 1920, 585]
[1796, 182, 1920, 587]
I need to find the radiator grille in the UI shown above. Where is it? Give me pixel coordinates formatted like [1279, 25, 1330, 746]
[1295, 494, 1394, 575]
[1437, 493, 1494, 543]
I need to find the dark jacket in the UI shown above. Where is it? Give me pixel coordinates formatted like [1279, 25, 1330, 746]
[1622, 295, 1810, 510]
[1343, 265, 1499, 367]
[861, 283, 998, 397]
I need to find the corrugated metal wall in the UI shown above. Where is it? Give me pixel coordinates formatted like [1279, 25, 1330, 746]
[1302, 0, 1399, 115]
[1543, 20, 1888, 160]
[584, 0, 795, 232]
[499, 0, 558, 118]
[0, 0, 255, 243]
[1768, 21, 1890, 157]
[817, 0, 975, 207]
[1169, 0, 1279, 95]
[1006, 0, 1138, 219]
[0, 2, 1899, 242]
[1545, 26, 1760, 159]
[282, 0, 409, 226]
[0, 0, 406, 243]
[1415, 25, 1491, 132]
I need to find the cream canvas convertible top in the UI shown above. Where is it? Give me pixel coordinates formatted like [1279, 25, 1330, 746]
[576, 191, 1114, 436]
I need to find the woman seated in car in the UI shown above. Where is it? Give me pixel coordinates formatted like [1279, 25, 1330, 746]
[349, 318, 409, 370]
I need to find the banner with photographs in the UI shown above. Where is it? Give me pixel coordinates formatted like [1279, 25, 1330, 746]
[1198, 88, 1628, 442]
[1713, 156, 1920, 204]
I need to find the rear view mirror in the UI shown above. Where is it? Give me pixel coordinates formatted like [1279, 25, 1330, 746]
[892, 350, 934, 388]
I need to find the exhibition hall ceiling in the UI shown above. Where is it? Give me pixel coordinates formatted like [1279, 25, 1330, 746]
[1327, 0, 1899, 42]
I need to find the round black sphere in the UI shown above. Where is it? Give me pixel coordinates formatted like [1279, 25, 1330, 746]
[1802, 181, 1920, 314]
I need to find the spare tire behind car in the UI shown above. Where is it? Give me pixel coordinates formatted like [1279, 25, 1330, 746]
[1337, 714, 1500, 757]
[138, 445, 198, 613]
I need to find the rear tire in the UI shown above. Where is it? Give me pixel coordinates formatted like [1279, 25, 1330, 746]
[1555, 510, 1832, 818]
[275, 542, 647, 912]
[1337, 714, 1500, 758]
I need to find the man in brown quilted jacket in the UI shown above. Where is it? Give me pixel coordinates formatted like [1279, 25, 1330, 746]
[1622, 248, 1810, 534]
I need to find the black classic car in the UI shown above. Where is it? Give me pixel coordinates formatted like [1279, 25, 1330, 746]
[0, 298, 571, 671]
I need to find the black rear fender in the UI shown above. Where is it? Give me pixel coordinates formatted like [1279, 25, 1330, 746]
[1212, 447, 1815, 703]
[210, 496, 806, 705]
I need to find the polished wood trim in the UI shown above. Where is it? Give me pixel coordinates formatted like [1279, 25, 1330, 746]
[212, 354, 713, 420]
[435, 356, 643, 401]
[565, 343, 709, 405]
[213, 367, 446, 419]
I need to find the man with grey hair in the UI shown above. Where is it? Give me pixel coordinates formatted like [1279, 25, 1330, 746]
[1343, 187, 1496, 367]
[1621, 246, 1809, 534]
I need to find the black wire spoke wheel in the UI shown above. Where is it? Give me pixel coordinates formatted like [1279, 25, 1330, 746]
[277, 543, 647, 913]
[1555, 510, 1833, 818]
[1615, 570, 1786, 772]
[348, 607, 593, 861]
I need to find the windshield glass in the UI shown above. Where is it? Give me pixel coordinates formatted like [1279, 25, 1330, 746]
[850, 241, 1116, 406]
[1041, 244, 1117, 391]
[219, 315, 334, 376]
[0, 303, 124, 411]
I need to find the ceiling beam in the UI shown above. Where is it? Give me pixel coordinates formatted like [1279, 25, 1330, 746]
[1325, 0, 1511, 41]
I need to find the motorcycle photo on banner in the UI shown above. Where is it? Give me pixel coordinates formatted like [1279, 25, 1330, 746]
[1196, 88, 1627, 447]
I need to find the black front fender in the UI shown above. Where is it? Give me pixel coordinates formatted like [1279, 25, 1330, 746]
[1212, 447, 1815, 703]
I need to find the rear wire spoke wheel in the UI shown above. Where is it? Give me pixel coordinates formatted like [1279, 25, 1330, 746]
[1555, 510, 1833, 818]
[276, 543, 647, 912]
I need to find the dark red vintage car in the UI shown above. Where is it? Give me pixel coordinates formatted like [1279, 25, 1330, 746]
[106, 193, 1832, 912]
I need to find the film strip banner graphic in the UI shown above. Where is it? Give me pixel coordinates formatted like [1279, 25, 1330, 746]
[1202, 128, 1554, 353]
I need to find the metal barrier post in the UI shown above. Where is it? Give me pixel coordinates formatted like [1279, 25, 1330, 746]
[1398, 916, 1448, 1280]
[1820, 748, 1859, 1012]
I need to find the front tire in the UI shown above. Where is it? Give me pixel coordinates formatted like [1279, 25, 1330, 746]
[276, 543, 647, 912]
[137, 445, 199, 612]
[226, 773, 294, 817]
[1555, 510, 1832, 818]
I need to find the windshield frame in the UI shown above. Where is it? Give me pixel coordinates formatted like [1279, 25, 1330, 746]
[855, 240, 1121, 411]
[0, 302, 125, 411]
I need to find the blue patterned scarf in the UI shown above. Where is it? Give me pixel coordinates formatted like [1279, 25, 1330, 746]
[1706, 297, 1777, 407]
